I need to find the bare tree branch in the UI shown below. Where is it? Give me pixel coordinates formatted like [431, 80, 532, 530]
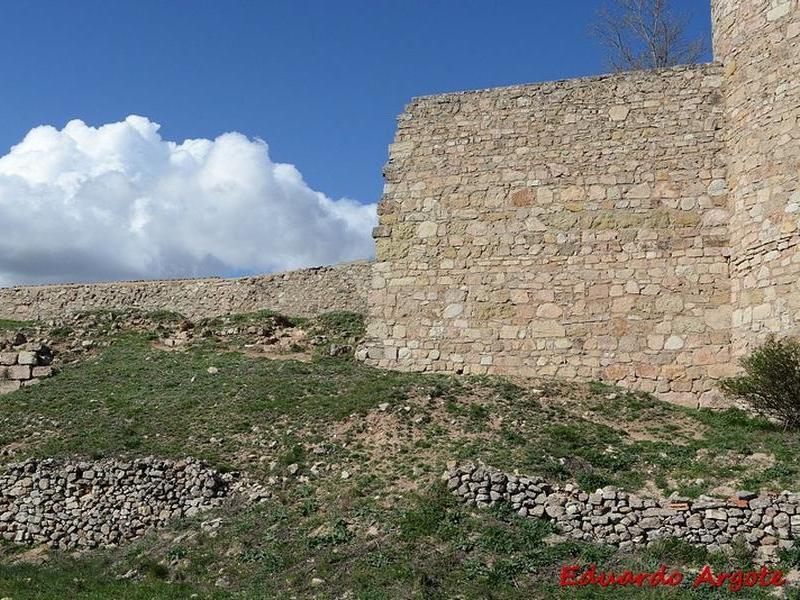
[591, 0, 707, 72]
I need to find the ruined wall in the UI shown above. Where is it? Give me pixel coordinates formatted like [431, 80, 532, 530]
[445, 463, 799, 564]
[0, 339, 54, 394]
[713, 0, 800, 356]
[0, 457, 231, 550]
[362, 65, 733, 407]
[0, 261, 371, 321]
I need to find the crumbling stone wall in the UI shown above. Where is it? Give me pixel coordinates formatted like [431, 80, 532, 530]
[362, 65, 733, 407]
[445, 463, 799, 564]
[0, 261, 371, 321]
[0, 335, 54, 393]
[0, 457, 232, 550]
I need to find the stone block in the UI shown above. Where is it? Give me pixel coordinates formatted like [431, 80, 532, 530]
[511, 188, 534, 207]
[16, 352, 38, 366]
[766, 3, 791, 21]
[0, 380, 21, 394]
[664, 336, 685, 351]
[416, 221, 438, 238]
[7, 365, 31, 381]
[608, 105, 630, 121]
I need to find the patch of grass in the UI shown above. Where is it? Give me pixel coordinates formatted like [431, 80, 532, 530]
[0, 318, 35, 331]
[311, 311, 365, 341]
[397, 485, 463, 542]
[643, 538, 712, 567]
[2, 311, 800, 597]
[0, 329, 446, 469]
[468, 403, 490, 424]
[780, 545, 800, 568]
[144, 310, 186, 324]
[0, 559, 208, 600]
[48, 325, 74, 340]
[140, 559, 170, 580]
[278, 443, 306, 468]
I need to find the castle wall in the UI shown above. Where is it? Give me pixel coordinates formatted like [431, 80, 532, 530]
[362, 65, 733, 406]
[0, 261, 371, 321]
[4, 1, 794, 409]
[713, 0, 800, 356]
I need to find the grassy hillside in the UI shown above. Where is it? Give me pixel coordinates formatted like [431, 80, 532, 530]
[0, 312, 799, 599]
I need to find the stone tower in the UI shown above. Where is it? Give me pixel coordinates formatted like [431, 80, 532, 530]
[712, 0, 800, 356]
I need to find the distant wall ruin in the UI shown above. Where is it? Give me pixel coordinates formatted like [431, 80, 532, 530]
[0, 261, 371, 321]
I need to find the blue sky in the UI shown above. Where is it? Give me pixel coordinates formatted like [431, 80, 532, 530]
[0, 1, 712, 285]
[0, 0, 712, 204]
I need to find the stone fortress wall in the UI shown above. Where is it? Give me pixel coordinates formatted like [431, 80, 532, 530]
[362, 65, 733, 406]
[361, 0, 800, 407]
[713, 0, 800, 358]
[0, 0, 796, 408]
[0, 261, 371, 321]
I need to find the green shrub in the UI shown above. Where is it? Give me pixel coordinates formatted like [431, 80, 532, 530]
[719, 336, 800, 428]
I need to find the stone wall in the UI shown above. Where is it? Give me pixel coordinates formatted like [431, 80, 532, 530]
[2, 0, 796, 409]
[445, 463, 799, 564]
[0, 457, 231, 550]
[362, 64, 734, 407]
[713, 0, 800, 357]
[0, 334, 54, 394]
[0, 261, 371, 321]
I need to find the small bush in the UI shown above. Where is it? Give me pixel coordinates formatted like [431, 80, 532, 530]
[719, 336, 800, 428]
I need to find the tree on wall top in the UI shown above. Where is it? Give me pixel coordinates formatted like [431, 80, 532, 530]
[592, 0, 706, 72]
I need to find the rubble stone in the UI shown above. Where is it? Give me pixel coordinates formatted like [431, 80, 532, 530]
[443, 462, 800, 564]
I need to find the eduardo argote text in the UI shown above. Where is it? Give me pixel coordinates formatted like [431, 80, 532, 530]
[560, 564, 786, 592]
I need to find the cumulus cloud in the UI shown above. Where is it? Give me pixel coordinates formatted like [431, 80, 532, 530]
[0, 116, 377, 286]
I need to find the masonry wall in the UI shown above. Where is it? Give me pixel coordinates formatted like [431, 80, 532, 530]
[362, 65, 734, 407]
[713, 0, 800, 357]
[0, 262, 371, 321]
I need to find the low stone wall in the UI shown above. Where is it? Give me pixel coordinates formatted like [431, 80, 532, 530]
[0, 457, 230, 550]
[0, 261, 371, 321]
[0, 334, 54, 394]
[444, 463, 799, 563]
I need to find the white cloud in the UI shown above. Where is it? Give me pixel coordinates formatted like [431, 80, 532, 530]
[0, 115, 377, 286]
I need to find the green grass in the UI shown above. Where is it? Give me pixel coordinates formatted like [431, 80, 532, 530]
[4, 485, 785, 599]
[0, 332, 428, 469]
[0, 318, 36, 331]
[144, 309, 187, 324]
[309, 310, 365, 341]
[2, 311, 800, 598]
[0, 560, 212, 600]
